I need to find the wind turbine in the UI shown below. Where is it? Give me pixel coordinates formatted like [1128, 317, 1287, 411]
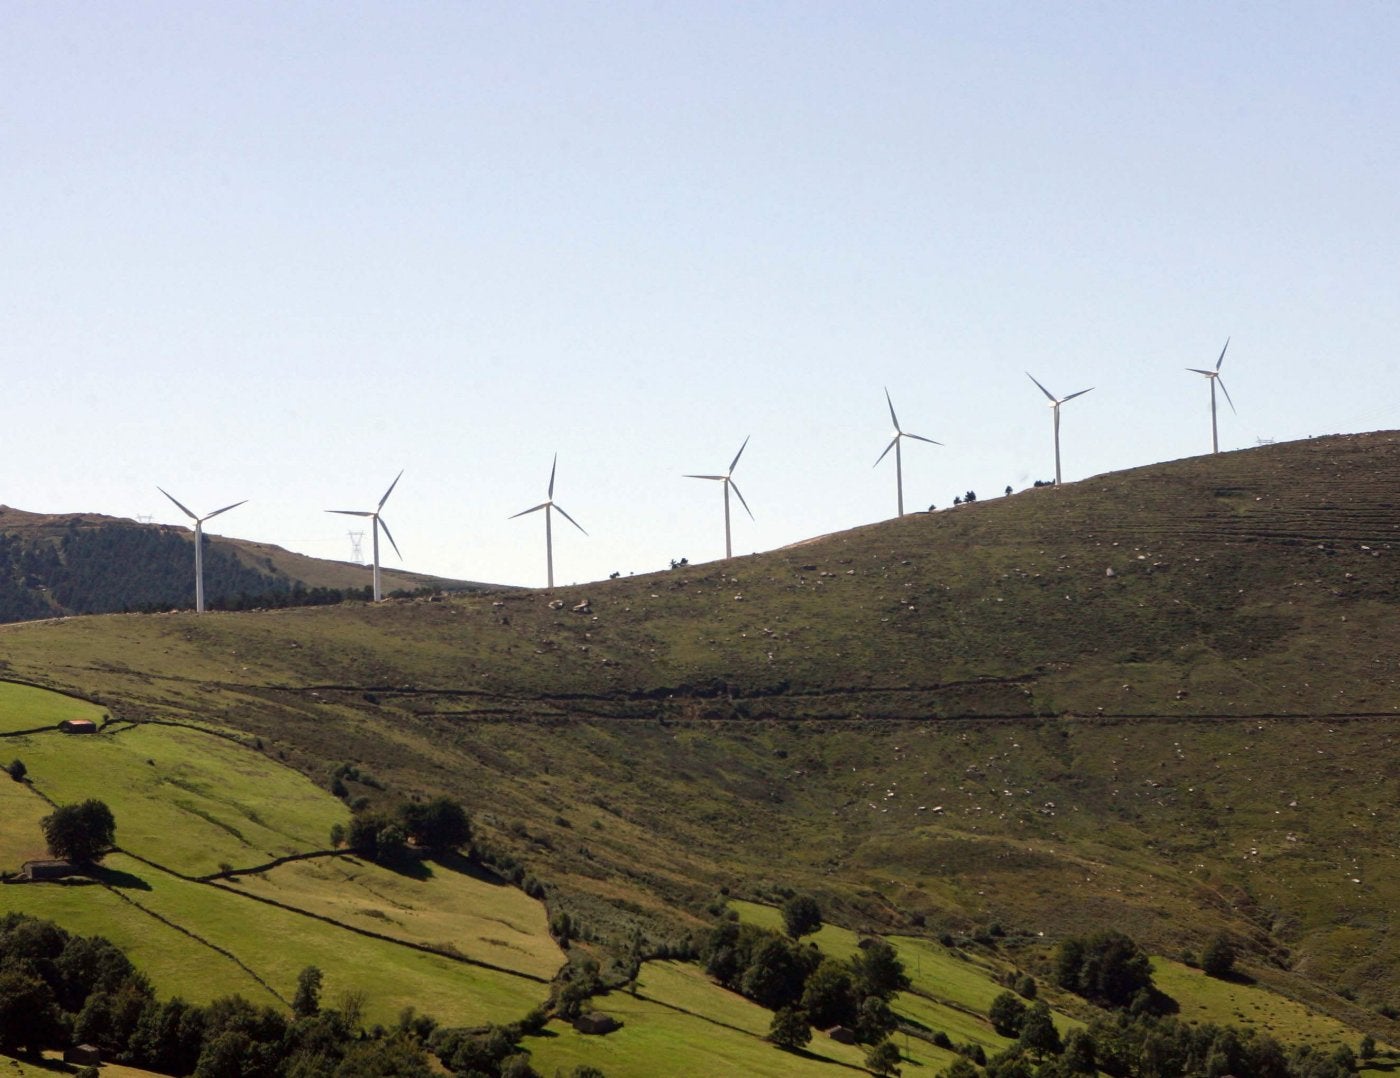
[873, 389, 941, 517]
[1026, 373, 1093, 486]
[1187, 338, 1235, 455]
[686, 436, 753, 560]
[510, 455, 586, 588]
[157, 488, 247, 613]
[326, 471, 403, 601]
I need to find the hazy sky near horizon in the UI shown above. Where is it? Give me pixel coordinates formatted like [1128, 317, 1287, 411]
[3, 3, 1396, 588]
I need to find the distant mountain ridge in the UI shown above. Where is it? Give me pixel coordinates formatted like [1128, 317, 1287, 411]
[0, 506, 494, 622]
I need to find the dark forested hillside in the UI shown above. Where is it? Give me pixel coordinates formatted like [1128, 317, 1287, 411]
[0, 512, 483, 623]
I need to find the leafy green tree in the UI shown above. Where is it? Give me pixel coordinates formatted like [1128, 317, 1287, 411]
[850, 938, 910, 1000]
[767, 1006, 812, 1051]
[0, 968, 64, 1052]
[742, 936, 810, 1010]
[1055, 930, 1155, 1008]
[989, 990, 1028, 1036]
[855, 995, 897, 1044]
[1016, 1000, 1062, 1060]
[1200, 933, 1236, 979]
[865, 1038, 902, 1075]
[400, 797, 471, 851]
[41, 798, 116, 862]
[781, 894, 822, 939]
[1359, 1033, 1376, 1060]
[799, 958, 856, 1030]
[939, 1061, 980, 1078]
[1061, 1029, 1097, 1074]
[6, 758, 24, 781]
[293, 965, 323, 1018]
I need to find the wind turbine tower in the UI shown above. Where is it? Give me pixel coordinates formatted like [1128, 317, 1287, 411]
[157, 488, 247, 613]
[1187, 338, 1235, 455]
[686, 436, 753, 559]
[874, 389, 941, 517]
[1026, 373, 1093, 486]
[327, 472, 403, 601]
[510, 455, 586, 588]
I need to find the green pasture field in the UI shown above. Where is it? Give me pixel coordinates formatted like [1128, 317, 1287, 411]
[101, 854, 546, 1027]
[526, 959, 885, 1077]
[0, 680, 104, 734]
[0, 878, 278, 1007]
[730, 899, 864, 962]
[230, 852, 564, 980]
[890, 934, 1023, 1014]
[13, 722, 344, 876]
[1154, 958, 1385, 1054]
[0, 772, 49, 867]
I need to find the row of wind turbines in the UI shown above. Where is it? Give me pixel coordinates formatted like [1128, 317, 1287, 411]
[160, 341, 1239, 608]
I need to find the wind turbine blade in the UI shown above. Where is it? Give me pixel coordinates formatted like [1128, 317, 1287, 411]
[1186, 368, 1215, 376]
[377, 517, 402, 559]
[685, 474, 725, 481]
[873, 437, 897, 467]
[1026, 372, 1056, 402]
[378, 470, 404, 511]
[729, 435, 750, 474]
[884, 387, 901, 431]
[905, 433, 943, 446]
[1061, 387, 1094, 403]
[1217, 377, 1237, 414]
[1216, 337, 1230, 371]
[327, 509, 373, 518]
[548, 454, 558, 499]
[205, 500, 248, 521]
[509, 502, 550, 519]
[729, 479, 755, 520]
[554, 503, 588, 535]
[158, 488, 197, 520]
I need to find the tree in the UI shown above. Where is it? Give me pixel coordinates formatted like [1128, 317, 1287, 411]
[1200, 933, 1236, 979]
[41, 798, 116, 863]
[0, 968, 64, 1052]
[781, 894, 822, 939]
[1016, 1000, 1062, 1060]
[6, 758, 24, 782]
[1055, 931, 1155, 1008]
[400, 797, 471, 851]
[855, 995, 897, 1044]
[800, 959, 857, 1030]
[865, 1038, 902, 1076]
[989, 991, 1028, 1037]
[293, 966, 323, 1018]
[742, 937, 809, 1010]
[767, 1006, 811, 1051]
[850, 939, 910, 1000]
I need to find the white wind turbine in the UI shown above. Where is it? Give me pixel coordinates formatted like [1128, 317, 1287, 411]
[1187, 338, 1235, 455]
[1026, 373, 1093, 486]
[157, 488, 247, 614]
[874, 389, 941, 517]
[510, 455, 586, 588]
[326, 471, 403, 602]
[685, 436, 753, 560]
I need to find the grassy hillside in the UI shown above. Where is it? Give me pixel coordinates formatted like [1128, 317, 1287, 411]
[1, 432, 1398, 1073]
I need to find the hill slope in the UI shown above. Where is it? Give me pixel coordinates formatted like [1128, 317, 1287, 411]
[1, 432, 1398, 1032]
[0, 507, 496, 621]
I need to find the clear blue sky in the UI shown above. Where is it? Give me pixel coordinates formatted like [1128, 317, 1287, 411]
[3, 3, 1396, 587]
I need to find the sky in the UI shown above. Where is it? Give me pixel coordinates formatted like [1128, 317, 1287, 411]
[2, 3, 1397, 588]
